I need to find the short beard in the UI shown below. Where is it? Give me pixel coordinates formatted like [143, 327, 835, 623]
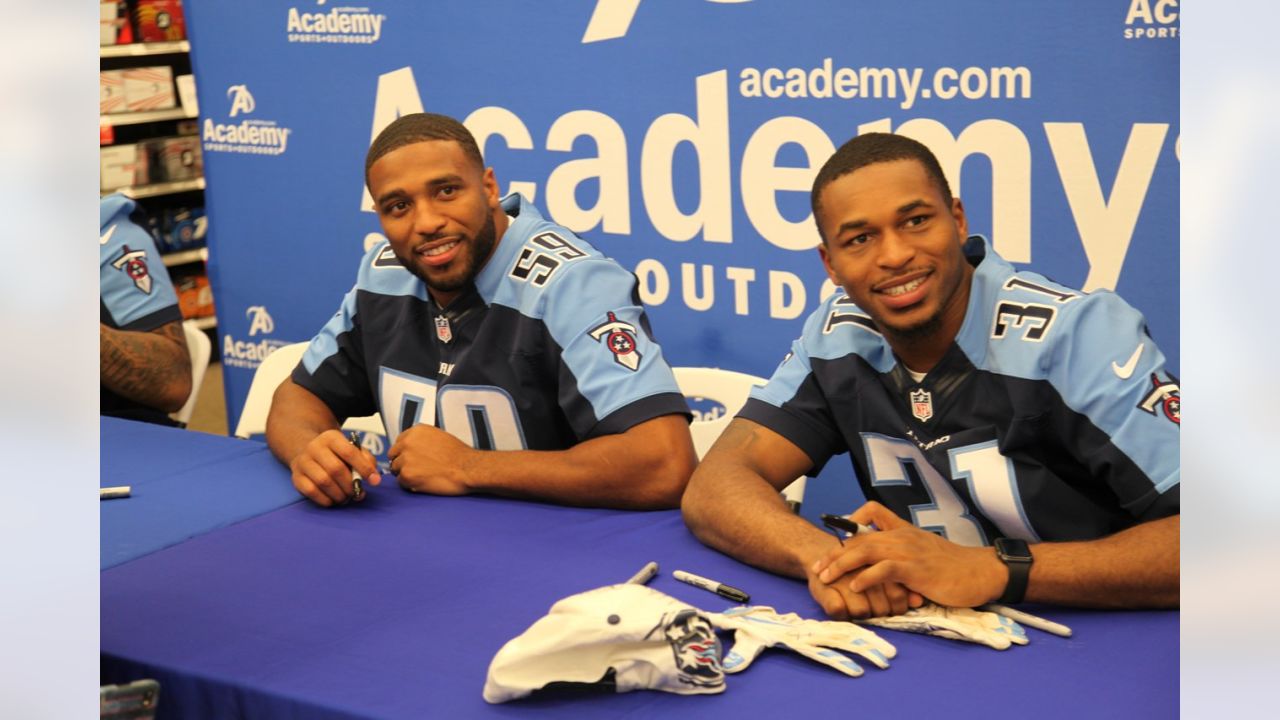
[401, 211, 498, 293]
[881, 310, 943, 343]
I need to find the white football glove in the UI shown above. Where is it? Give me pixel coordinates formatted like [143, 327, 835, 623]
[861, 602, 1029, 650]
[708, 606, 896, 677]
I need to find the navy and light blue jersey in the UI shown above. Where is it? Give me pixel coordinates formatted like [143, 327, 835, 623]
[740, 236, 1179, 545]
[100, 193, 183, 422]
[293, 194, 689, 451]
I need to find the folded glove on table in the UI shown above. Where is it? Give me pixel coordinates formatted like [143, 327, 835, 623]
[861, 602, 1029, 650]
[709, 605, 896, 677]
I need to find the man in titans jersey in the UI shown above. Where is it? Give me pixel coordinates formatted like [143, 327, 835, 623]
[100, 193, 192, 425]
[267, 113, 695, 509]
[683, 133, 1178, 617]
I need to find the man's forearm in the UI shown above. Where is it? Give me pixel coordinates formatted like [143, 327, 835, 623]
[1025, 515, 1179, 608]
[462, 415, 694, 509]
[683, 463, 836, 578]
[265, 379, 342, 466]
[100, 322, 191, 412]
[682, 420, 838, 577]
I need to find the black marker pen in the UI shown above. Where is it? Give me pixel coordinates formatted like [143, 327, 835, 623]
[673, 570, 750, 604]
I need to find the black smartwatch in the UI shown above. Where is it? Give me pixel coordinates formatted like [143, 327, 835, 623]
[994, 537, 1033, 604]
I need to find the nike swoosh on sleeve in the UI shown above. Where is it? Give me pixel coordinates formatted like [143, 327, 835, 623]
[100, 224, 117, 245]
[1111, 342, 1144, 379]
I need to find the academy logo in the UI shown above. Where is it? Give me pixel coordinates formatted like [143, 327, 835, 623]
[227, 85, 255, 117]
[686, 395, 728, 423]
[224, 302, 291, 369]
[589, 311, 643, 371]
[1123, 0, 1178, 40]
[111, 244, 152, 294]
[287, 0, 386, 44]
[1138, 372, 1179, 425]
[910, 388, 933, 422]
[223, 335, 293, 370]
[202, 84, 293, 156]
[582, 0, 751, 43]
[246, 305, 275, 336]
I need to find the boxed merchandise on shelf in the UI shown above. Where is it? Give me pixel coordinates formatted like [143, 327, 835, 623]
[134, 0, 187, 42]
[123, 66, 175, 112]
[149, 206, 206, 253]
[175, 271, 215, 320]
[167, 207, 207, 250]
[150, 136, 202, 182]
[100, 144, 148, 191]
[100, 70, 127, 114]
[100, 1, 133, 46]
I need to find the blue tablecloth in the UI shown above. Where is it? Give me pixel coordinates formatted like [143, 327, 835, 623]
[100, 417, 301, 569]
[100, 420, 1178, 719]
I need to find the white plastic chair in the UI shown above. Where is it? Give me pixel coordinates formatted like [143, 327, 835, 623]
[232, 341, 385, 439]
[673, 367, 807, 513]
[170, 320, 212, 427]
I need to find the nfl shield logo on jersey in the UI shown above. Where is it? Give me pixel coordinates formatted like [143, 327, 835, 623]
[434, 315, 452, 344]
[910, 388, 933, 422]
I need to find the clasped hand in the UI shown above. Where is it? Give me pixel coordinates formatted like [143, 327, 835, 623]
[809, 501, 1007, 613]
[387, 424, 474, 496]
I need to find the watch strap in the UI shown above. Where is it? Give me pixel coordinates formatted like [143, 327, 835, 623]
[995, 538, 1032, 604]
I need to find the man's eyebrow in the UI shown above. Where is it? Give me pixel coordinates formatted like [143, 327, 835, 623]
[426, 173, 465, 186]
[374, 174, 466, 206]
[374, 188, 406, 206]
[835, 218, 868, 235]
[898, 199, 933, 214]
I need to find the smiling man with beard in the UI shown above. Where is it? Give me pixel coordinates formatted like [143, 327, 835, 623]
[266, 113, 695, 509]
[682, 133, 1179, 619]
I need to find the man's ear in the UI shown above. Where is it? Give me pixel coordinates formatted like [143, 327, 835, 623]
[483, 167, 500, 208]
[951, 197, 968, 239]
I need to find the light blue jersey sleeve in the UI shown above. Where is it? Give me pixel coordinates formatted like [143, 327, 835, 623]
[100, 193, 181, 330]
[540, 256, 688, 438]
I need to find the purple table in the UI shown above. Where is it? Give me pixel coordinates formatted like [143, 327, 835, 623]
[101, 419, 1178, 718]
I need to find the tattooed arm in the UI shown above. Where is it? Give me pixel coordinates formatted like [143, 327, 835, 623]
[100, 320, 192, 413]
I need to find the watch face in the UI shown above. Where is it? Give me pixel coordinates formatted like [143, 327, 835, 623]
[996, 538, 1033, 562]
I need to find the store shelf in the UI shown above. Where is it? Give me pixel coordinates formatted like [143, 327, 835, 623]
[100, 41, 191, 58]
[103, 177, 205, 200]
[162, 246, 208, 267]
[189, 316, 217, 331]
[101, 106, 197, 127]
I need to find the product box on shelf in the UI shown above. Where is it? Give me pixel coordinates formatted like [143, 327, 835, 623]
[100, 70, 127, 114]
[170, 208, 207, 250]
[123, 66, 176, 112]
[134, 0, 186, 42]
[175, 272, 214, 319]
[152, 137, 202, 182]
[100, 1, 133, 46]
[153, 206, 207, 253]
[100, 144, 148, 191]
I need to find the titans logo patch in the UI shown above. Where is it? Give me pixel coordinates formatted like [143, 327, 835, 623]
[111, 244, 152, 294]
[589, 311, 642, 371]
[1138, 373, 1179, 425]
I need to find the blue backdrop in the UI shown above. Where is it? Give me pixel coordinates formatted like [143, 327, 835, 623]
[187, 0, 1179, 517]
